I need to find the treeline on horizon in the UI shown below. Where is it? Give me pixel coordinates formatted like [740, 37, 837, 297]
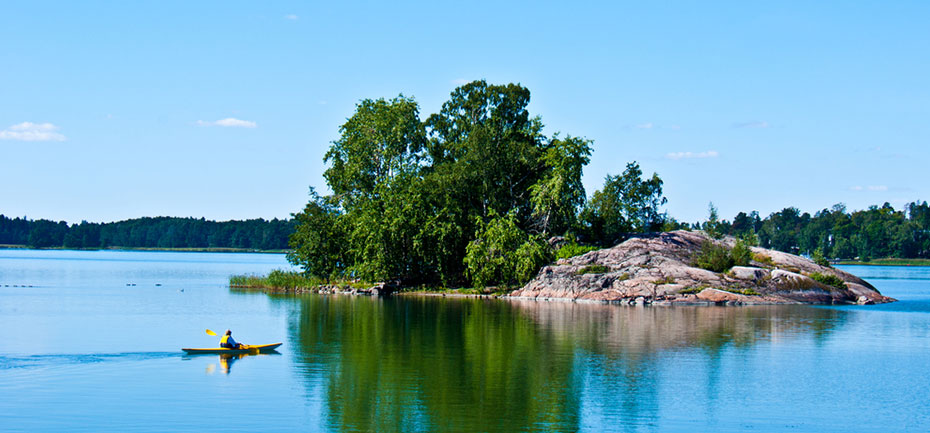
[0, 215, 294, 250]
[685, 201, 930, 261]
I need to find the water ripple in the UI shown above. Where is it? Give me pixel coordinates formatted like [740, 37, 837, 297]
[0, 352, 180, 370]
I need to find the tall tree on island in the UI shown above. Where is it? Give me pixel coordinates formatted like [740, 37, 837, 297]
[288, 81, 604, 287]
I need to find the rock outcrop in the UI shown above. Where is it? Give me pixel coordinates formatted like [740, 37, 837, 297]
[509, 230, 895, 305]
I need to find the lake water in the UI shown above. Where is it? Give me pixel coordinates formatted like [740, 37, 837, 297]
[1, 250, 929, 432]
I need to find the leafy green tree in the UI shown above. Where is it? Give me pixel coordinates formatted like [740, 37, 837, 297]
[580, 162, 667, 246]
[287, 188, 347, 279]
[703, 202, 723, 239]
[464, 211, 552, 288]
[812, 247, 830, 267]
[324, 96, 426, 206]
[529, 135, 592, 235]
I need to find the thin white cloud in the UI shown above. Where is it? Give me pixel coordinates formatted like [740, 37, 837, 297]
[284, 14, 298, 20]
[666, 150, 719, 160]
[734, 121, 770, 129]
[849, 185, 888, 192]
[632, 122, 680, 130]
[197, 118, 257, 128]
[0, 122, 66, 141]
[451, 78, 470, 86]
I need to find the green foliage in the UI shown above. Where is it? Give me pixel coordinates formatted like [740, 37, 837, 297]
[229, 270, 325, 290]
[287, 188, 347, 280]
[745, 201, 930, 261]
[464, 211, 553, 288]
[752, 252, 775, 266]
[812, 247, 830, 267]
[808, 272, 847, 290]
[679, 286, 706, 294]
[692, 239, 751, 273]
[556, 243, 599, 260]
[287, 81, 598, 287]
[731, 239, 752, 267]
[579, 162, 667, 246]
[653, 276, 675, 285]
[0, 214, 293, 250]
[703, 202, 724, 239]
[529, 135, 592, 235]
[693, 241, 735, 273]
[722, 287, 762, 296]
[575, 265, 609, 275]
[837, 258, 930, 266]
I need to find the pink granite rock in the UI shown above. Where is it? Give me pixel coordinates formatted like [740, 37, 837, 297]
[509, 230, 895, 305]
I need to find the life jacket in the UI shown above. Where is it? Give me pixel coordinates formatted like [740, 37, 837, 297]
[220, 335, 230, 346]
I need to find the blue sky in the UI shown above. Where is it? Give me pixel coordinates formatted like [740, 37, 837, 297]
[2, 1, 928, 224]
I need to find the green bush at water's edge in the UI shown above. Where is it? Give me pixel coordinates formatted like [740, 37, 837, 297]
[230, 270, 328, 290]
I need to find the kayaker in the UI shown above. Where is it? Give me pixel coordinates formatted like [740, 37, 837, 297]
[219, 330, 243, 349]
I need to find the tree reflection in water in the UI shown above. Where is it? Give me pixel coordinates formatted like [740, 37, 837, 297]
[271, 294, 848, 432]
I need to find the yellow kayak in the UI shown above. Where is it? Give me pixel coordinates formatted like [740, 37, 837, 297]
[181, 343, 282, 354]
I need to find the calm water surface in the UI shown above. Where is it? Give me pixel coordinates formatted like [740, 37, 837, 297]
[1, 251, 929, 432]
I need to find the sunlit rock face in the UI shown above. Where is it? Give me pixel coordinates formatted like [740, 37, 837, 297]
[510, 230, 894, 305]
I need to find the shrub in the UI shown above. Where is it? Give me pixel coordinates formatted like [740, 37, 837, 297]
[679, 286, 707, 294]
[653, 276, 675, 285]
[230, 270, 324, 289]
[464, 211, 554, 288]
[723, 287, 761, 296]
[731, 239, 752, 267]
[576, 265, 609, 275]
[557, 243, 600, 260]
[812, 247, 831, 267]
[752, 253, 775, 267]
[809, 272, 847, 290]
[693, 241, 734, 273]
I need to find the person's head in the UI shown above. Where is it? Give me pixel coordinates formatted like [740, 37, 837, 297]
[225, 330, 231, 336]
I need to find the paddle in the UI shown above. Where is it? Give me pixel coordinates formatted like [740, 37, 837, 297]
[207, 329, 255, 352]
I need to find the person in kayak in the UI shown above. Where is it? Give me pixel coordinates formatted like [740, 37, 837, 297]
[219, 330, 244, 349]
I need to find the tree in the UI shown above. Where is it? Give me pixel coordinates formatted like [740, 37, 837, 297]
[703, 202, 723, 239]
[579, 162, 667, 246]
[464, 211, 552, 288]
[287, 188, 347, 279]
[528, 135, 592, 235]
[288, 80, 598, 286]
[324, 96, 426, 207]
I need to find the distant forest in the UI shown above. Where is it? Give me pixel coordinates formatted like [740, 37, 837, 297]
[2, 200, 928, 260]
[0, 215, 294, 250]
[685, 201, 930, 261]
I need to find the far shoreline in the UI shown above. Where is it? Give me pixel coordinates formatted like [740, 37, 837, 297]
[0, 244, 289, 254]
[836, 258, 930, 267]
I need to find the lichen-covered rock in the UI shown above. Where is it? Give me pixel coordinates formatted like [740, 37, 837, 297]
[509, 230, 895, 305]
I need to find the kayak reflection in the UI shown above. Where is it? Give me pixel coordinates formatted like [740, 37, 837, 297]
[187, 350, 281, 375]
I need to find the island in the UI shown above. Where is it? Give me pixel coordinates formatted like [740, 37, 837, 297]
[511, 230, 894, 305]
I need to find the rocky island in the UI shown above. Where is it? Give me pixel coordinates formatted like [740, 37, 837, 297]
[510, 230, 895, 306]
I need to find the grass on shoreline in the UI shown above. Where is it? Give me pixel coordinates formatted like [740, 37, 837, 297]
[229, 270, 512, 296]
[836, 258, 930, 266]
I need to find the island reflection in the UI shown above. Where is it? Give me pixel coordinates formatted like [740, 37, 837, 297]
[273, 295, 848, 432]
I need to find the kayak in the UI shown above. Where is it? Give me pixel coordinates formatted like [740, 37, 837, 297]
[181, 343, 282, 354]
